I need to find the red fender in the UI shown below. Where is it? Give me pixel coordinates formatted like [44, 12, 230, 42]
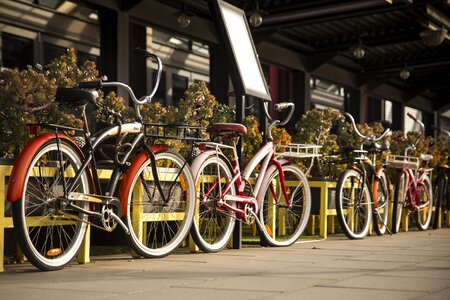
[7, 133, 83, 203]
[118, 144, 168, 217]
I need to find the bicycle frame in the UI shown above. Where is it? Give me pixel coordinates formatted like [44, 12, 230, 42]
[399, 167, 431, 212]
[195, 139, 289, 219]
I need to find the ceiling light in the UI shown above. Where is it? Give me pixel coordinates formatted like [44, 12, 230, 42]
[177, 12, 191, 28]
[353, 46, 365, 59]
[420, 28, 448, 47]
[249, 11, 263, 27]
[175, 3, 194, 28]
[249, 0, 266, 27]
[399, 68, 410, 80]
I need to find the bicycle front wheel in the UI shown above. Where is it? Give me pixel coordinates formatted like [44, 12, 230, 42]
[416, 174, 432, 230]
[259, 163, 311, 247]
[335, 169, 372, 239]
[190, 155, 236, 253]
[12, 139, 90, 271]
[373, 170, 390, 235]
[125, 150, 195, 258]
[392, 171, 408, 234]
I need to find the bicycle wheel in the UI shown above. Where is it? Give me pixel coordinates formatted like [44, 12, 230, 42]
[432, 175, 445, 229]
[259, 163, 311, 247]
[125, 150, 195, 257]
[190, 155, 236, 253]
[416, 174, 433, 230]
[12, 139, 90, 271]
[392, 171, 408, 234]
[373, 170, 390, 235]
[335, 169, 372, 239]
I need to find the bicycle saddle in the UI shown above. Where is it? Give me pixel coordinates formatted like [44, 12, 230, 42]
[209, 123, 247, 136]
[56, 87, 98, 106]
[363, 142, 390, 152]
[420, 153, 433, 162]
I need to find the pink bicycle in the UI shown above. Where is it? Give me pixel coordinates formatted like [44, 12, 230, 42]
[389, 113, 433, 233]
[190, 102, 319, 252]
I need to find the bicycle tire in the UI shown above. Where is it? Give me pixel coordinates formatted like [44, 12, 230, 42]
[190, 155, 236, 253]
[433, 175, 445, 229]
[416, 174, 433, 230]
[392, 171, 408, 234]
[335, 168, 372, 239]
[125, 150, 196, 258]
[373, 170, 390, 235]
[12, 139, 90, 271]
[258, 163, 311, 247]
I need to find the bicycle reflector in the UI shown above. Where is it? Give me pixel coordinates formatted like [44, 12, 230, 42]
[29, 124, 40, 135]
[47, 248, 62, 257]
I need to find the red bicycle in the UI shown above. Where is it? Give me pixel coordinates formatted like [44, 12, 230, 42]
[189, 102, 319, 252]
[388, 113, 433, 233]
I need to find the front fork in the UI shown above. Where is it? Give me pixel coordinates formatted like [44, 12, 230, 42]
[271, 160, 291, 207]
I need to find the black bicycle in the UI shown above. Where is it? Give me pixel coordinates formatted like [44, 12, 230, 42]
[334, 113, 391, 239]
[7, 49, 200, 271]
[432, 127, 450, 229]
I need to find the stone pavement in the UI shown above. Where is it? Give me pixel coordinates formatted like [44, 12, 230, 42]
[0, 229, 449, 300]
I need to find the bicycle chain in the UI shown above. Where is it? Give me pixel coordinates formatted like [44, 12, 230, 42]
[56, 210, 114, 232]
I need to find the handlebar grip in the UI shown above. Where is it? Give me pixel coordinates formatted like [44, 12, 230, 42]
[78, 81, 102, 89]
[406, 112, 418, 122]
[134, 48, 159, 61]
[274, 102, 294, 111]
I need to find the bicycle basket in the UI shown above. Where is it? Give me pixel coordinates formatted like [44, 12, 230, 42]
[386, 154, 419, 169]
[275, 143, 322, 159]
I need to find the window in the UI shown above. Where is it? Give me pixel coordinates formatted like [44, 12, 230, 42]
[43, 43, 66, 65]
[310, 78, 345, 110]
[1, 32, 33, 69]
[43, 43, 98, 65]
[172, 74, 188, 106]
[153, 29, 189, 51]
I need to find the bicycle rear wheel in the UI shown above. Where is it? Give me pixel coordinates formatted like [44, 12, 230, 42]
[392, 171, 408, 234]
[416, 174, 432, 230]
[12, 139, 90, 271]
[373, 170, 390, 235]
[433, 175, 446, 229]
[190, 155, 236, 253]
[259, 163, 311, 247]
[125, 150, 195, 257]
[335, 169, 372, 239]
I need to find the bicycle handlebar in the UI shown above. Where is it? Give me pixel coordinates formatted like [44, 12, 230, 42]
[274, 102, 295, 126]
[79, 49, 162, 106]
[263, 101, 295, 140]
[406, 112, 425, 132]
[343, 112, 391, 142]
[78, 49, 163, 121]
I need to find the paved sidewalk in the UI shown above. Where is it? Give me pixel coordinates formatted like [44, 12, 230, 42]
[1, 229, 449, 300]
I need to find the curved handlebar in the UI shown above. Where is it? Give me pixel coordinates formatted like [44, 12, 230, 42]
[78, 50, 162, 106]
[274, 102, 295, 126]
[263, 101, 295, 140]
[406, 112, 425, 132]
[343, 112, 391, 142]
[77, 49, 163, 121]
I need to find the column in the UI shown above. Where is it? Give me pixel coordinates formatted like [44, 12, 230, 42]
[291, 70, 311, 132]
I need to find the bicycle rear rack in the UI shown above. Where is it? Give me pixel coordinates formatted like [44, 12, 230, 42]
[275, 143, 322, 159]
[386, 154, 420, 169]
